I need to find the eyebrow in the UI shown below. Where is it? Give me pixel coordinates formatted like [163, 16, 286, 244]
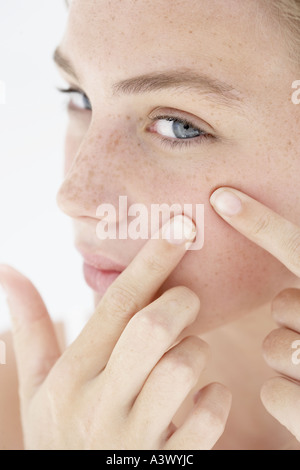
[53, 47, 243, 108]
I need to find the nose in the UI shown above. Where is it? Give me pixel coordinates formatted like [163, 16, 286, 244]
[56, 129, 126, 221]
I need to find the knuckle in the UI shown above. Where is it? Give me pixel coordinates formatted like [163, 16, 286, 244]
[173, 360, 197, 386]
[169, 435, 200, 450]
[271, 288, 300, 322]
[250, 212, 273, 238]
[162, 354, 198, 387]
[103, 283, 140, 317]
[273, 288, 300, 306]
[167, 286, 201, 310]
[143, 254, 166, 277]
[185, 336, 211, 365]
[285, 230, 300, 276]
[260, 376, 283, 406]
[201, 408, 226, 436]
[186, 334, 210, 352]
[133, 310, 170, 344]
[262, 328, 286, 358]
[159, 288, 200, 325]
[272, 289, 292, 312]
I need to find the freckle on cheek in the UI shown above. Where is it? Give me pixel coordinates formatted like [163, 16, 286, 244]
[89, 136, 97, 145]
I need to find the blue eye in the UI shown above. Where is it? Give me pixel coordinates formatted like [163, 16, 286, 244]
[148, 115, 214, 149]
[58, 87, 92, 111]
[154, 117, 202, 139]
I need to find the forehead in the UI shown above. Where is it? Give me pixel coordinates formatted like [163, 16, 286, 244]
[61, 0, 286, 97]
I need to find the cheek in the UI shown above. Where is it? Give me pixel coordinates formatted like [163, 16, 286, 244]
[65, 115, 299, 334]
[157, 209, 296, 333]
[152, 161, 299, 332]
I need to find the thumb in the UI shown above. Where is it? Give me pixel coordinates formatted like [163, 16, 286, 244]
[0, 265, 61, 406]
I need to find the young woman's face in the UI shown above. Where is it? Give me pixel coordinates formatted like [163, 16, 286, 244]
[56, 0, 300, 332]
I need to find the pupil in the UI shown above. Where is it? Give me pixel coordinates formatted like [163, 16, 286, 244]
[173, 120, 200, 139]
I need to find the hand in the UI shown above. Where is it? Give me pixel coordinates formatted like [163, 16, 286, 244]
[0, 215, 231, 450]
[210, 187, 300, 444]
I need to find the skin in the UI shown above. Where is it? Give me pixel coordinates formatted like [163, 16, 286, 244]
[57, 0, 300, 332]
[0, 0, 300, 449]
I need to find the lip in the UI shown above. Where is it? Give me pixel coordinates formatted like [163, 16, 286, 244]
[83, 263, 122, 296]
[76, 246, 127, 272]
[76, 246, 126, 295]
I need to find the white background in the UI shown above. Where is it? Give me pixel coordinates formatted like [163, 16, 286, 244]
[0, 1, 93, 342]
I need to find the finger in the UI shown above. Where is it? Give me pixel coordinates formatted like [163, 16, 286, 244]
[65, 215, 197, 380]
[261, 377, 300, 442]
[0, 265, 61, 405]
[101, 287, 201, 412]
[279, 438, 300, 450]
[263, 327, 300, 381]
[210, 187, 300, 277]
[271, 289, 300, 333]
[164, 383, 232, 450]
[128, 336, 209, 446]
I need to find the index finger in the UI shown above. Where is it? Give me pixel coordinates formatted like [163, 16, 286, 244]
[65, 215, 197, 379]
[210, 187, 300, 278]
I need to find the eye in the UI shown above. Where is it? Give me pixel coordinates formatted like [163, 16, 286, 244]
[57, 87, 92, 111]
[152, 117, 202, 140]
[147, 112, 215, 149]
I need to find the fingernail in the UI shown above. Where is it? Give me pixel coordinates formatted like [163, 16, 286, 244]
[210, 189, 242, 217]
[162, 215, 196, 246]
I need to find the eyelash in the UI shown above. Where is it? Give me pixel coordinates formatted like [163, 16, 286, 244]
[147, 114, 214, 149]
[57, 88, 215, 149]
[58, 87, 92, 111]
